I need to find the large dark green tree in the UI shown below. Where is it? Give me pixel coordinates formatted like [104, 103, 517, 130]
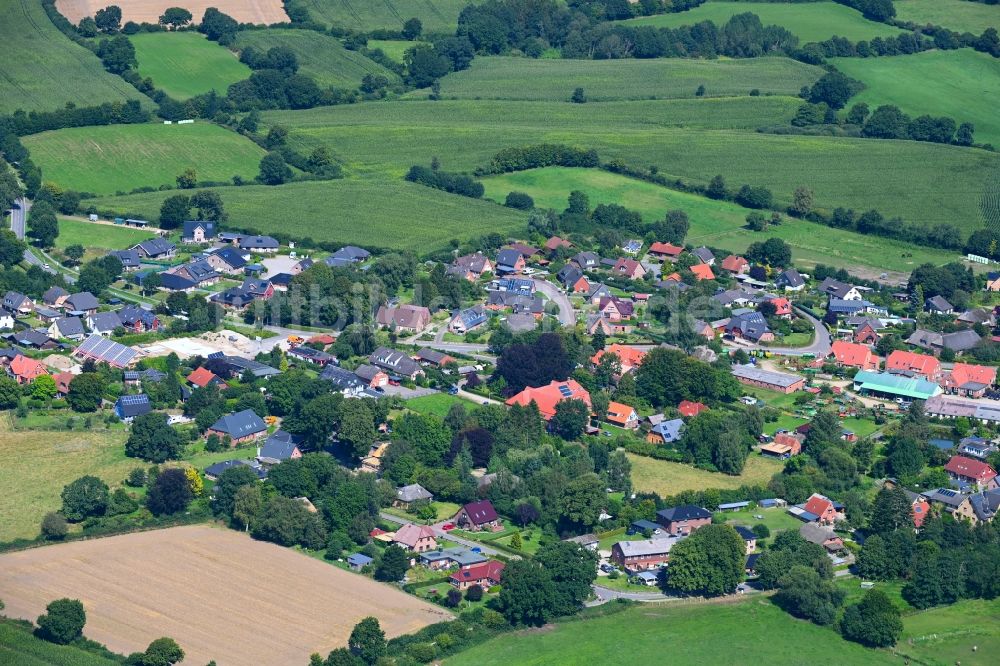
[61, 475, 110, 521]
[839, 589, 903, 647]
[774, 565, 845, 625]
[348, 617, 386, 665]
[36, 598, 86, 644]
[126, 412, 183, 462]
[665, 524, 745, 596]
[146, 468, 193, 515]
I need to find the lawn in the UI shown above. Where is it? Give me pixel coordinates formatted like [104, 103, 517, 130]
[479, 167, 961, 272]
[87, 177, 528, 251]
[0, 0, 151, 114]
[131, 31, 251, 100]
[444, 598, 901, 665]
[0, 413, 137, 542]
[430, 56, 823, 101]
[368, 39, 419, 62]
[234, 29, 400, 89]
[895, 597, 1000, 666]
[763, 414, 809, 436]
[0, 618, 119, 665]
[627, 453, 783, 497]
[406, 392, 473, 417]
[263, 100, 998, 232]
[621, 1, 905, 43]
[55, 218, 155, 256]
[23, 122, 266, 195]
[289, 0, 472, 32]
[894, 0, 1000, 34]
[832, 49, 1000, 148]
[716, 506, 804, 536]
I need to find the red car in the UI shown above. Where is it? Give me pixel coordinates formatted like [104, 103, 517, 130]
[441, 523, 456, 531]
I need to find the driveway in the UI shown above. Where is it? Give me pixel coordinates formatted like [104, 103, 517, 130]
[726, 306, 831, 357]
[385, 385, 437, 399]
[378, 512, 517, 559]
[532, 278, 575, 326]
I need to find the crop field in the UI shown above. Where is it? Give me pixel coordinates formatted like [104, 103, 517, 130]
[234, 29, 400, 89]
[0, 415, 135, 543]
[621, 1, 905, 43]
[368, 39, 418, 62]
[87, 178, 528, 250]
[0, 0, 151, 115]
[55, 0, 289, 24]
[0, 525, 449, 664]
[289, 0, 472, 32]
[480, 167, 960, 272]
[265, 100, 997, 231]
[833, 49, 1000, 148]
[131, 32, 251, 100]
[445, 598, 899, 666]
[627, 453, 782, 496]
[55, 218, 155, 258]
[0, 618, 119, 665]
[431, 56, 824, 101]
[23, 123, 266, 195]
[894, 0, 1000, 34]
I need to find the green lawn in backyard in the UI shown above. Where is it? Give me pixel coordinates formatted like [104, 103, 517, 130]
[894, 0, 1000, 34]
[491, 528, 544, 555]
[0, 0, 151, 115]
[627, 453, 783, 497]
[620, 1, 905, 43]
[368, 40, 419, 62]
[0, 618, 119, 665]
[444, 597, 900, 666]
[833, 49, 1000, 148]
[430, 56, 823, 101]
[264, 100, 999, 233]
[480, 167, 961, 272]
[744, 386, 806, 411]
[288, 0, 471, 32]
[55, 218, 155, 255]
[763, 414, 809, 436]
[234, 29, 399, 89]
[87, 178, 528, 251]
[716, 506, 804, 536]
[23, 123, 265, 195]
[131, 31, 251, 100]
[406, 392, 475, 418]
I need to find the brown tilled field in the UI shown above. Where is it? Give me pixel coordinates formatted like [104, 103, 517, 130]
[55, 0, 288, 25]
[0, 525, 450, 664]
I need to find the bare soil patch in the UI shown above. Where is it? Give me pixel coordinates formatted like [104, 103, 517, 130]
[0, 525, 449, 664]
[56, 0, 288, 25]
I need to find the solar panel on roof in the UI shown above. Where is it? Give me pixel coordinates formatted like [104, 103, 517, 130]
[558, 384, 573, 397]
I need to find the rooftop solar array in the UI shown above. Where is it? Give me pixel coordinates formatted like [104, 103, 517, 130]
[74, 334, 137, 368]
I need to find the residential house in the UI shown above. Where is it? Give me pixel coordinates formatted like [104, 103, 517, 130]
[113, 394, 151, 423]
[611, 537, 679, 572]
[656, 505, 712, 535]
[921, 488, 973, 518]
[798, 523, 844, 553]
[564, 534, 599, 551]
[118, 305, 160, 332]
[690, 263, 715, 281]
[760, 431, 804, 459]
[969, 489, 1000, 524]
[586, 283, 613, 305]
[606, 401, 639, 429]
[0, 312, 14, 330]
[622, 239, 643, 255]
[393, 524, 437, 553]
[597, 296, 634, 322]
[87, 311, 123, 336]
[375, 304, 431, 333]
[725, 311, 773, 343]
[48, 316, 86, 341]
[944, 455, 998, 489]
[207, 246, 248, 274]
[853, 319, 883, 344]
[420, 547, 487, 571]
[571, 251, 601, 270]
[646, 418, 684, 444]
[64, 292, 100, 316]
[42, 286, 69, 308]
[238, 235, 280, 253]
[959, 437, 998, 460]
[454, 500, 502, 531]
[734, 525, 758, 554]
[158, 273, 197, 293]
[447, 253, 493, 281]
[818, 277, 863, 301]
[691, 247, 715, 265]
[287, 345, 334, 366]
[692, 318, 715, 339]
[123, 368, 166, 386]
[33, 307, 60, 323]
[415, 348, 454, 367]
[591, 343, 646, 373]
[132, 238, 176, 259]
[925, 295, 954, 315]
[647, 242, 684, 261]
[319, 365, 367, 397]
[449, 305, 488, 334]
[545, 236, 573, 254]
[792, 493, 844, 525]
[187, 366, 222, 389]
[489, 277, 533, 295]
[829, 340, 879, 371]
[612, 258, 646, 280]
[9, 354, 47, 384]
[776, 269, 805, 292]
[208, 409, 268, 444]
[354, 364, 389, 389]
[940, 362, 997, 398]
[54, 371, 73, 397]
[885, 350, 941, 380]
[986, 272, 1000, 292]
[768, 296, 793, 318]
[827, 299, 869, 317]
[395, 483, 433, 508]
[557, 265, 589, 293]
[908, 329, 982, 356]
[181, 220, 217, 244]
[486, 291, 543, 315]
[450, 560, 504, 590]
[110, 249, 142, 271]
[720, 255, 749, 273]
[505, 379, 592, 420]
[732, 364, 805, 393]
[3, 291, 33, 314]
[903, 489, 931, 528]
[956, 308, 995, 327]
[495, 248, 526, 274]
[369, 347, 424, 380]
[678, 400, 708, 418]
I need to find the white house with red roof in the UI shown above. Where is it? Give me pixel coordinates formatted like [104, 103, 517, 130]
[392, 523, 438, 553]
[505, 379, 592, 420]
[790, 493, 844, 525]
[940, 362, 997, 398]
[829, 340, 879, 371]
[450, 560, 505, 590]
[885, 350, 941, 380]
[944, 455, 998, 490]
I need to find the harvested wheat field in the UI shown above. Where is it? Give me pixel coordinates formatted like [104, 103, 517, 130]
[56, 0, 288, 25]
[0, 525, 450, 664]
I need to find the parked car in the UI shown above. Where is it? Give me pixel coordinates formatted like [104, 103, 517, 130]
[441, 523, 455, 531]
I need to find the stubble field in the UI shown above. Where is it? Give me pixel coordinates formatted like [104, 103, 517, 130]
[55, 0, 288, 24]
[0, 525, 450, 665]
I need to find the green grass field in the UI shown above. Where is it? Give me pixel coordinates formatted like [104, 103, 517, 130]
[0, 618, 119, 665]
[445, 598, 900, 666]
[288, 0, 471, 32]
[264, 99, 997, 232]
[895, 598, 1000, 666]
[55, 218, 155, 257]
[88, 178, 527, 250]
[368, 39, 419, 62]
[833, 49, 1000, 148]
[234, 29, 400, 89]
[406, 393, 474, 418]
[430, 56, 823, 101]
[480, 167, 961, 272]
[621, 1, 905, 43]
[131, 31, 251, 100]
[627, 453, 783, 496]
[895, 0, 1000, 34]
[23, 122, 266, 195]
[0, 414, 136, 543]
[0, 0, 151, 114]
[716, 506, 804, 536]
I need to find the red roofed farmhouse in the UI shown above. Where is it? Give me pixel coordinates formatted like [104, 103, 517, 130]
[800, 493, 844, 525]
[392, 523, 437, 553]
[944, 455, 998, 489]
[885, 350, 940, 380]
[505, 379, 592, 420]
[677, 400, 708, 418]
[648, 242, 683, 260]
[829, 340, 879, 371]
[720, 255, 749, 273]
[454, 500, 502, 531]
[450, 560, 505, 590]
[940, 362, 997, 398]
[690, 263, 715, 281]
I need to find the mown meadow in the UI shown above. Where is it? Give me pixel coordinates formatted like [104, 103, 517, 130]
[287, 0, 470, 32]
[131, 31, 251, 100]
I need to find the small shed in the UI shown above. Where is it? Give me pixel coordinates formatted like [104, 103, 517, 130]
[718, 501, 750, 512]
[347, 553, 374, 571]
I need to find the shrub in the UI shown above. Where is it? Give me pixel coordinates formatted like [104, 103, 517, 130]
[36, 598, 86, 644]
[41, 512, 68, 540]
[504, 191, 534, 210]
[465, 584, 484, 602]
